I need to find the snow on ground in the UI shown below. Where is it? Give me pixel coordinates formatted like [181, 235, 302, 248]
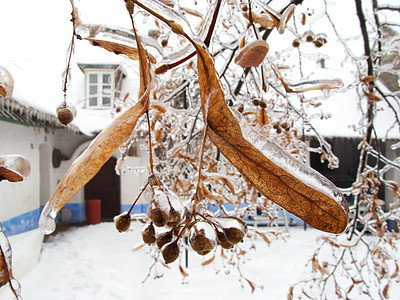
[1, 222, 399, 300]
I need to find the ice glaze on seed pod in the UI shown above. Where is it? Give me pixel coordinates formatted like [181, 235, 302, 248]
[141, 222, 156, 244]
[156, 230, 173, 249]
[114, 212, 131, 233]
[161, 241, 180, 264]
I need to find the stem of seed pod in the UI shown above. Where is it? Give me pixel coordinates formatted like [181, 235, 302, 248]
[154, 0, 222, 74]
[63, 2, 78, 104]
[146, 111, 155, 175]
[127, 181, 149, 214]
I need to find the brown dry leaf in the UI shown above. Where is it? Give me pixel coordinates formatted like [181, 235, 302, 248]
[196, 44, 349, 234]
[243, 12, 275, 29]
[40, 21, 152, 225]
[132, 242, 146, 252]
[0, 248, 10, 288]
[255, 230, 271, 245]
[383, 283, 389, 299]
[361, 75, 375, 83]
[245, 278, 256, 293]
[234, 40, 269, 68]
[179, 265, 189, 277]
[311, 254, 319, 272]
[201, 255, 215, 266]
[209, 175, 236, 195]
[364, 91, 382, 102]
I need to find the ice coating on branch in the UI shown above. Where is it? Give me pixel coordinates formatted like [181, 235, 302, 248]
[155, 1, 218, 68]
[0, 224, 22, 299]
[286, 78, 344, 92]
[231, 109, 347, 209]
[76, 23, 163, 57]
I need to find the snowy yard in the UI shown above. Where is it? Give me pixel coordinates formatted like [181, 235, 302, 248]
[1, 222, 399, 300]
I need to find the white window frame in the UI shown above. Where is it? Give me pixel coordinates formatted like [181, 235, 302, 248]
[85, 69, 115, 109]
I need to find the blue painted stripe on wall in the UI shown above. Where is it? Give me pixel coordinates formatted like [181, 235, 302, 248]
[120, 204, 148, 214]
[62, 203, 86, 223]
[1, 208, 40, 236]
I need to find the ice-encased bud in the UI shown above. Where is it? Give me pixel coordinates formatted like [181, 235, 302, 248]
[141, 222, 156, 244]
[56, 102, 77, 126]
[216, 216, 247, 245]
[147, 187, 170, 227]
[161, 241, 180, 264]
[0, 154, 31, 182]
[189, 221, 216, 256]
[114, 211, 131, 233]
[0, 66, 14, 98]
[156, 229, 173, 249]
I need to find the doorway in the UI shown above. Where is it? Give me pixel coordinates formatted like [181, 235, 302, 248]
[84, 157, 121, 221]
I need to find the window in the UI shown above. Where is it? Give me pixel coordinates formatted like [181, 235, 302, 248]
[86, 70, 115, 108]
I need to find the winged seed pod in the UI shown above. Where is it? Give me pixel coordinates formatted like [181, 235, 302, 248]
[39, 16, 152, 235]
[195, 42, 349, 234]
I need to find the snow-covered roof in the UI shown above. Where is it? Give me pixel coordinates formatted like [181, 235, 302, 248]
[0, 0, 399, 139]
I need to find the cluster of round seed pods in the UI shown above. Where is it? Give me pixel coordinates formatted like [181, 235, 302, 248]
[292, 31, 327, 48]
[272, 121, 291, 134]
[252, 98, 267, 109]
[114, 175, 248, 264]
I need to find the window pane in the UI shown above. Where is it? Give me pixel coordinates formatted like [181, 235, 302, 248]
[102, 97, 111, 106]
[102, 73, 111, 83]
[89, 97, 97, 106]
[89, 85, 98, 95]
[89, 74, 98, 84]
[103, 85, 112, 95]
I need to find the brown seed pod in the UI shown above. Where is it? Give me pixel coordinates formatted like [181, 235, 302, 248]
[167, 208, 181, 227]
[156, 230, 173, 249]
[223, 227, 245, 244]
[0, 66, 14, 98]
[161, 241, 180, 264]
[190, 235, 215, 255]
[114, 212, 131, 233]
[0, 155, 31, 182]
[272, 122, 280, 130]
[259, 101, 267, 109]
[161, 38, 168, 47]
[56, 103, 76, 126]
[304, 30, 314, 42]
[141, 222, 156, 244]
[314, 38, 324, 48]
[292, 39, 301, 48]
[147, 207, 169, 227]
[234, 40, 269, 68]
[252, 99, 261, 106]
[217, 217, 247, 245]
[189, 222, 216, 256]
[216, 230, 234, 249]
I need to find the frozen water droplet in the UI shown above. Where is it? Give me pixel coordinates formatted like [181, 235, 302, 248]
[39, 203, 57, 234]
